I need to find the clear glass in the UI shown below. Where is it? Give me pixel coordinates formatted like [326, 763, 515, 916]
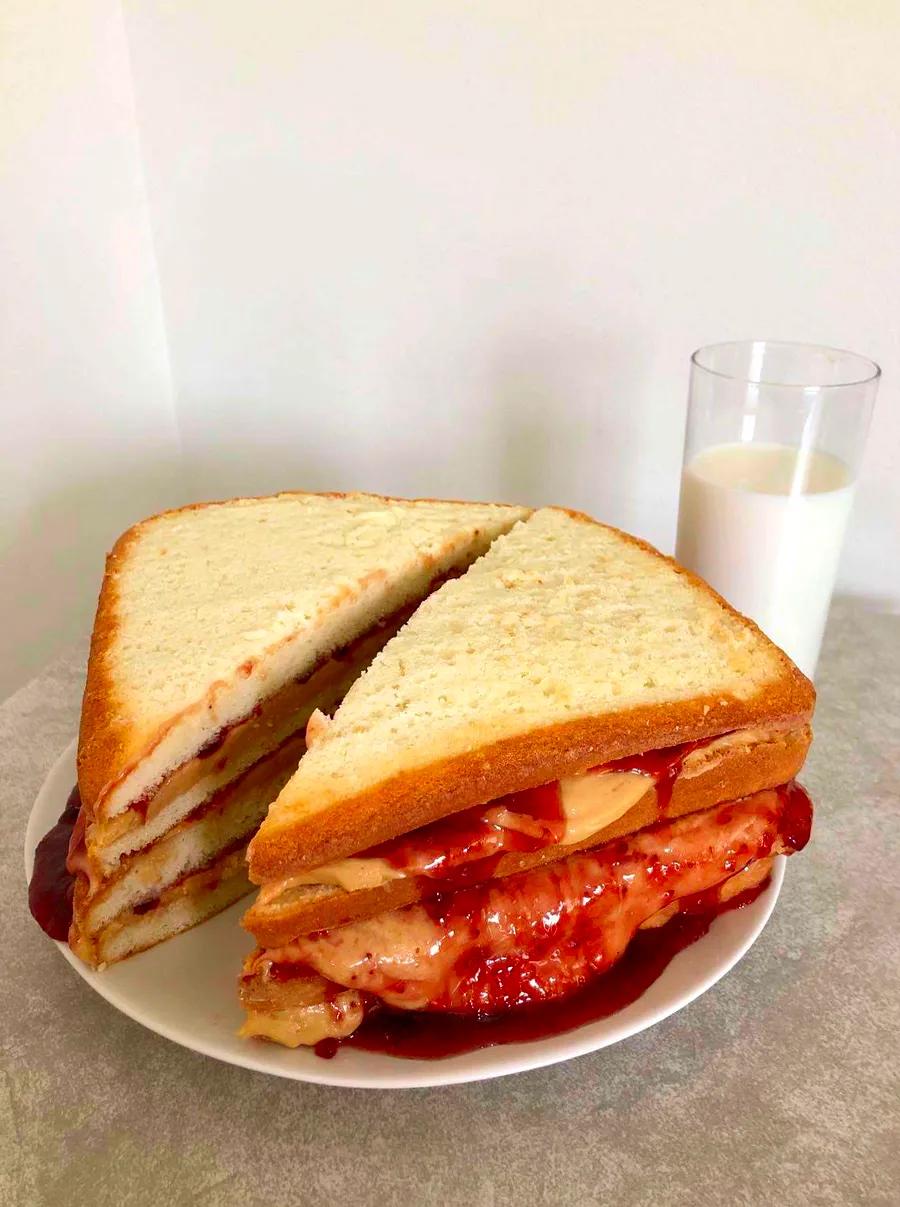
[676, 340, 880, 678]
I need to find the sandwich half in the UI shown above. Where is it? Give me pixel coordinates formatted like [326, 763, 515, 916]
[241, 507, 815, 1049]
[63, 491, 529, 965]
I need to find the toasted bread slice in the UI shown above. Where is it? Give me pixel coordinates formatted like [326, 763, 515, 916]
[239, 854, 777, 1047]
[243, 722, 810, 944]
[78, 731, 307, 942]
[77, 491, 529, 822]
[71, 846, 252, 967]
[83, 614, 402, 877]
[248, 508, 814, 882]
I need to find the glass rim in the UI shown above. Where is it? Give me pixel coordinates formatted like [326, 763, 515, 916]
[691, 340, 881, 389]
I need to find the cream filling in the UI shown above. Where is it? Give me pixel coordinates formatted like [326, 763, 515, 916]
[242, 854, 779, 1048]
[257, 769, 653, 905]
[263, 856, 406, 897]
[239, 992, 364, 1048]
[556, 770, 651, 845]
[257, 725, 793, 908]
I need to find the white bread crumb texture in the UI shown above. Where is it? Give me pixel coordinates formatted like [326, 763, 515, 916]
[105, 493, 527, 731]
[275, 508, 788, 815]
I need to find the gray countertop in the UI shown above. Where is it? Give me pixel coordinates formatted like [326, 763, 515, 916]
[2, 599, 898, 1207]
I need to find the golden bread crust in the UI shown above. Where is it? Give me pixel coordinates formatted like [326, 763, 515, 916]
[76, 490, 529, 818]
[248, 690, 813, 882]
[248, 507, 814, 882]
[77, 521, 143, 814]
[243, 723, 810, 944]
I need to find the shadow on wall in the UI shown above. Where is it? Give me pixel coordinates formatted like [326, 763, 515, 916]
[0, 444, 346, 703]
[1, 457, 182, 702]
[174, 413, 356, 508]
[2, 326, 652, 703]
[486, 324, 649, 523]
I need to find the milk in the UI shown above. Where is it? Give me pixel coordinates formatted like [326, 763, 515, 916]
[676, 442, 854, 678]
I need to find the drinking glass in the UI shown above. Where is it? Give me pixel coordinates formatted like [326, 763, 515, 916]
[676, 340, 879, 678]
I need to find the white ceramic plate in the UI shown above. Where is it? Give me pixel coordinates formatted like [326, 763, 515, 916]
[25, 740, 785, 1089]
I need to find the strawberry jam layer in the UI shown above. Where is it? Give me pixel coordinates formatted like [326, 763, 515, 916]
[28, 787, 81, 941]
[329, 873, 772, 1060]
[602, 737, 711, 812]
[278, 783, 812, 1019]
[358, 781, 565, 882]
[355, 736, 714, 883]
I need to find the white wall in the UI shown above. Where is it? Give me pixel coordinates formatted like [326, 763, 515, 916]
[0, 0, 182, 699]
[122, 0, 900, 594]
[2, 1, 899, 699]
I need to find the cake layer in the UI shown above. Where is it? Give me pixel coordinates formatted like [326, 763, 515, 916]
[81, 616, 408, 878]
[76, 731, 306, 939]
[71, 847, 252, 966]
[243, 723, 810, 946]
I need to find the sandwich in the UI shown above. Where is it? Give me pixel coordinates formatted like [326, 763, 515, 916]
[240, 507, 815, 1050]
[57, 491, 529, 966]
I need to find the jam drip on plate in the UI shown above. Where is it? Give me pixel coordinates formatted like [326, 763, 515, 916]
[298, 782, 813, 1059]
[318, 874, 770, 1060]
[28, 786, 81, 940]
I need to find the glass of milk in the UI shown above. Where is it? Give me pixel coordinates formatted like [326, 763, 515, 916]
[676, 341, 879, 678]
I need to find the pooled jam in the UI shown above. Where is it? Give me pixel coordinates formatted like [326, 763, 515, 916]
[354, 736, 713, 883]
[300, 782, 813, 1059]
[773, 779, 814, 851]
[322, 875, 770, 1059]
[28, 786, 81, 940]
[602, 737, 710, 813]
[359, 781, 565, 883]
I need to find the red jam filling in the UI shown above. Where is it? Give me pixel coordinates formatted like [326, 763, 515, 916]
[28, 788, 254, 938]
[306, 782, 812, 1059]
[28, 787, 81, 940]
[357, 736, 714, 882]
[324, 874, 771, 1060]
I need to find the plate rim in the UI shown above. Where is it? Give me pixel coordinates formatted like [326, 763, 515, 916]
[24, 738, 785, 1089]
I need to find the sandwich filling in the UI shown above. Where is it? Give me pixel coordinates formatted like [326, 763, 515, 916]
[55, 607, 419, 965]
[253, 728, 785, 908]
[240, 782, 813, 1049]
[80, 613, 413, 874]
[256, 762, 683, 902]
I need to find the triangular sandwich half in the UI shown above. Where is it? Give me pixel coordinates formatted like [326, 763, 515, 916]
[241, 507, 814, 1048]
[63, 491, 529, 965]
